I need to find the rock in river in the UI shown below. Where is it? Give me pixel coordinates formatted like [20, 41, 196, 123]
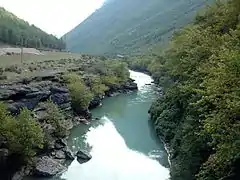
[34, 156, 66, 177]
[76, 150, 92, 164]
[64, 147, 75, 161]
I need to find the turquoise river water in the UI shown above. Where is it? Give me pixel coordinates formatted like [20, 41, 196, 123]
[31, 70, 169, 180]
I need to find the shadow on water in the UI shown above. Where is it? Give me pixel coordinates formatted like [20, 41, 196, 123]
[147, 118, 170, 168]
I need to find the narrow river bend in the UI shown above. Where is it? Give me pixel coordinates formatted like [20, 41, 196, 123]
[41, 70, 169, 180]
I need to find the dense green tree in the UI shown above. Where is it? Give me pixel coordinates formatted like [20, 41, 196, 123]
[0, 7, 65, 50]
[64, 73, 93, 110]
[128, 0, 240, 179]
[44, 101, 68, 137]
[85, 75, 109, 96]
[0, 103, 44, 160]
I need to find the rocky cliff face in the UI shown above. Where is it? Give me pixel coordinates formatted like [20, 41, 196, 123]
[0, 57, 137, 179]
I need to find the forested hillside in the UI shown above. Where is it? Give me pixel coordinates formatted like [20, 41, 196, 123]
[65, 0, 211, 55]
[0, 7, 65, 50]
[128, 0, 240, 179]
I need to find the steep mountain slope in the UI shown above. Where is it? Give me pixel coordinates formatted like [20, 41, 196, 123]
[65, 0, 210, 55]
[0, 7, 65, 50]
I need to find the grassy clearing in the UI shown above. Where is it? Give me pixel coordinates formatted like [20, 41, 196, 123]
[0, 51, 89, 82]
[0, 51, 83, 67]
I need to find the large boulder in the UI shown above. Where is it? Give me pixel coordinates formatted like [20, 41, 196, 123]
[34, 156, 66, 177]
[54, 139, 67, 150]
[54, 150, 66, 159]
[76, 150, 92, 164]
[64, 147, 75, 161]
[122, 81, 138, 91]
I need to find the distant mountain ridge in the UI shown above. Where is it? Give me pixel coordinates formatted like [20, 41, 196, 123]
[65, 0, 211, 55]
[0, 7, 65, 50]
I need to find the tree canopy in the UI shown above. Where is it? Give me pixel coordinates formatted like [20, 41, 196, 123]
[128, 0, 240, 179]
[0, 7, 65, 50]
[0, 103, 44, 159]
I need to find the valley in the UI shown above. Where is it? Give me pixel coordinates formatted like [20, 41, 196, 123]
[0, 0, 239, 180]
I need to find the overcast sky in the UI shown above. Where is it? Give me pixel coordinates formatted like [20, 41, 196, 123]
[0, 0, 105, 37]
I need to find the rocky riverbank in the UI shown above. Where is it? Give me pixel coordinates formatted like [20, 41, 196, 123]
[0, 58, 137, 180]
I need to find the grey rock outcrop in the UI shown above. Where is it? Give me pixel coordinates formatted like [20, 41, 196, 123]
[34, 156, 66, 177]
[54, 139, 67, 150]
[76, 150, 92, 164]
[54, 150, 66, 159]
[105, 79, 138, 97]
[0, 69, 139, 179]
[64, 147, 75, 160]
[0, 81, 72, 115]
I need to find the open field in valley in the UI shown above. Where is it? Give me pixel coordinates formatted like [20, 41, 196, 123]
[0, 50, 95, 82]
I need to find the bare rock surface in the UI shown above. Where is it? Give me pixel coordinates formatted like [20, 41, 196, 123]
[34, 156, 66, 177]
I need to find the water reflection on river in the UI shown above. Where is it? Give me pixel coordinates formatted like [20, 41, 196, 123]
[59, 71, 169, 180]
[28, 70, 169, 180]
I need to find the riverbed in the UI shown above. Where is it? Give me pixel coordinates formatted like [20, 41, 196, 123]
[33, 70, 170, 180]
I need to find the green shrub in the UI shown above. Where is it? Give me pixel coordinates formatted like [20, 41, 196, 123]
[5, 65, 21, 74]
[28, 65, 38, 72]
[63, 73, 93, 109]
[86, 76, 109, 96]
[101, 75, 119, 87]
[44, 101, 67, 137]
[88, 60, 129, 84]
[0, 103, 44, 159]
[0, 75, 7, 80]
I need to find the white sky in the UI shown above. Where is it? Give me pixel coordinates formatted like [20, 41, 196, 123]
[0, 0, 105, 37]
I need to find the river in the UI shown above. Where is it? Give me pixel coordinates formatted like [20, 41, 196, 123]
[32, 70, 169, 180]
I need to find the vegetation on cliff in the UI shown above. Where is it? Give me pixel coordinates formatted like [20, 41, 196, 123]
[128, 0, 240, 179]
[64, 73, 94, 110]
[64, 60, 130, 111]
[0, 103, 44, 160]
[0, 7, 65, 50]
[43, 101, 68, 138]
[0, 53, 132, 176]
